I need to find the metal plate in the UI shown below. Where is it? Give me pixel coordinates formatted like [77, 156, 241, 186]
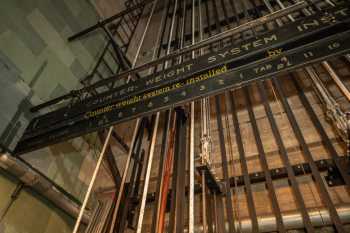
[24, 4, 350, 136]
[15, 30, 350, 154]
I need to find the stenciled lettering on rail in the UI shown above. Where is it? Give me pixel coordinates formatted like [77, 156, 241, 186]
[23, 4, 350, 134]
[14, 29, 350, 154]
[81, 5, 350, 108]
[84, 65, 228, 119]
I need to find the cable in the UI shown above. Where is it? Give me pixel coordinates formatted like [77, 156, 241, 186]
[224, 92, 242, 233]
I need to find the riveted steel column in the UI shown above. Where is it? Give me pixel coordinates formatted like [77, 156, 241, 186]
[229, 92, 259, 232]
[272, 78, 346, 233]
[257, 80, 315, 232]
[243, 86, 286, 233]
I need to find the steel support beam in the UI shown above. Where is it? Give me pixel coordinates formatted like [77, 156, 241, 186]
[29, 2, 349, 114]
[124, 157, 342, 205]
[150, 110, 172, 233]
[98, 131, 122, 187]
[243, 86, 286, 233]
[272, 77, 346, 233]
[68, 0, 155, 42]
[290, 73, 350, 189]
[111, 131, 130, 153]
[115, 119, 146, 233]
[42, 1, 308, 99]
[214, 95, 236, 233]
[168, 108, 187, 233]
[16, 3, 350, 154]
[214, 194, 226, 233]
[229, 92, 259, 232]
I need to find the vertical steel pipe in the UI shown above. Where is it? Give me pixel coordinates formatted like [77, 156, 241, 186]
[72, 127, 113, 233]
[108, 1, 160, 231]
[189, 1, 196, 233]
[135, 113, 160, 233]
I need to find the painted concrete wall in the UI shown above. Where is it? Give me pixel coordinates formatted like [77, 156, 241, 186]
[0, 1, 117, 231]
[0, 0, 118, 199]
[0, 172, 75, 233]
[0, 0, 105, 150]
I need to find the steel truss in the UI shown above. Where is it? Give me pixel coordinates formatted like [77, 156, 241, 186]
[15, 1, 350, 154]
[13, 1, 350, 233]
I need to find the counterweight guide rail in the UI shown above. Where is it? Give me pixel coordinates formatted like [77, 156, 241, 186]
[14, 4, 350, 154]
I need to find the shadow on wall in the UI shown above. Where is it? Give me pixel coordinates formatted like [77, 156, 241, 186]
[0, 0, 112, 214]
[0, 172, 75, 233]
[0, 55, 46, 152]
[0, 0, 106, 151]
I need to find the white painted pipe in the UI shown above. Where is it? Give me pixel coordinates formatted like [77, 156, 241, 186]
[288, 0, 350, 103]
[192, 205, 350, 233]
[108, 0, 159, 231]
[0, 153, 90, 224]
[72, 127, 113, 233]
[135, 112, 160, 233]
[322, 61, 350, 102]
[189, 1, 197, 233]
